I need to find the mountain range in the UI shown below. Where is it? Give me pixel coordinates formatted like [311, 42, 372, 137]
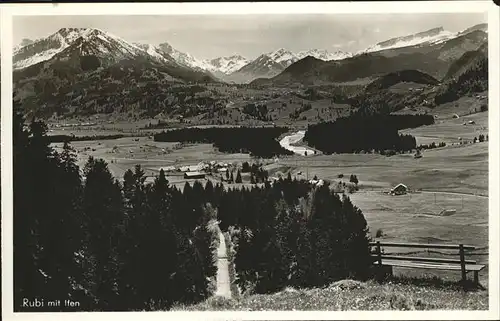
[13, 27, 354, 83]
[14, 24, 487, 82]
[252, 26, 487, 86]
[13, 23, 488, 119]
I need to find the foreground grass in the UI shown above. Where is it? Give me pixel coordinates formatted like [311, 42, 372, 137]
[172, 278, 488, 311]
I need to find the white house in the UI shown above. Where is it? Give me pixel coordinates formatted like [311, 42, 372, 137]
[390, 183, 408, 195]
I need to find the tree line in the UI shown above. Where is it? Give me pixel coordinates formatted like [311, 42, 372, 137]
[154, 126, 294, 158]
[303, 114, 433, 154]
[242, 103, 271, 121]
[47, 134, 125, 143]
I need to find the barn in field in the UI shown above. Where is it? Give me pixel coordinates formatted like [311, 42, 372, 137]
[390, 183, 408, 195]
[184, 171, 206, 180]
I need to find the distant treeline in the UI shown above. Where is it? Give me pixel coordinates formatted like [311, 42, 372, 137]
[419, 142, 447, 150]
[242, 103, 271, 121]
[365, 70, 439, 93]
[47, 134, 125, 143]
[304, 114, 434, 154]
[154, 126, 294, 158]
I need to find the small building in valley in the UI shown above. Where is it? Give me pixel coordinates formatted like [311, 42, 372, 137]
[390, 183, 408, 196]
[184, 171, 206, 180]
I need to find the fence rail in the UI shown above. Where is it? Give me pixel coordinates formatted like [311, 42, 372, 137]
[369, 254, 476, 265]
[369, 242, 475, 251]
[370, 241, 483, 285]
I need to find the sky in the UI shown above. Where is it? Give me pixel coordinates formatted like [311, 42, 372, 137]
[13, 13, 487, 60]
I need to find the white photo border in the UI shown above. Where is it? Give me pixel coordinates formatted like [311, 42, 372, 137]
[1, 1, 499, 320]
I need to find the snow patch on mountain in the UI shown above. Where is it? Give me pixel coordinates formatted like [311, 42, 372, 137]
[155, 44, 249, 75]
[361, 27, 458, 54]
[206, 55, 249, 74]
[357, 23, 486, 55]
[157, 42, 212, 71]
[297, 49, 352, 61]
[231, 48, 352, 78]
[14, 48, 63, 70]
[145, 44, 163, 60]
[268, 48, 298, 64]
[13, 27, 148, 69]
[459, 23, 488, 36]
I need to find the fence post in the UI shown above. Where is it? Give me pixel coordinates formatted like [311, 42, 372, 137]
[376, 241, 382, 266]
[459, 244, 467, 283]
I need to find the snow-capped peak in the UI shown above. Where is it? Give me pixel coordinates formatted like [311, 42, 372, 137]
[157, 42, 213, 71]
[262, 47, 352, 65]
[297, 49, 352, 61]
[360, 26, 458, 54]
[458, 23, 488, 36]
[13, 27, 148, 69]
[206, 55, 249, 74]
[134, 43, 175, 63]
[13, 28, 77, 69]
[267, 48, 297, 63]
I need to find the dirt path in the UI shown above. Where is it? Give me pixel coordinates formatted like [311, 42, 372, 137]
[215, 230, 231, 298]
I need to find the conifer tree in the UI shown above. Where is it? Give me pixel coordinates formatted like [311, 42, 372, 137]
[118, 165, 150, 309]
[14, 110, 87, 309]
[204, 180, 215, 204]
[14, 111, 54, 308]
[140, 169, 178, 309]
[82, 157, 124, 310]
[340, 195, 372, 280]
[41, 142, 86, 307]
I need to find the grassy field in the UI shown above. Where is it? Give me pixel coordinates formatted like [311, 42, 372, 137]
[279, 140, 487, 195]
[52, 136, 256, 189]
[401, 111, 488, 146]
[172, 278, 488, 311]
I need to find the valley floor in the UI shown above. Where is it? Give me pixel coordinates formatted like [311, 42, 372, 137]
[49, 97, 490, 301]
